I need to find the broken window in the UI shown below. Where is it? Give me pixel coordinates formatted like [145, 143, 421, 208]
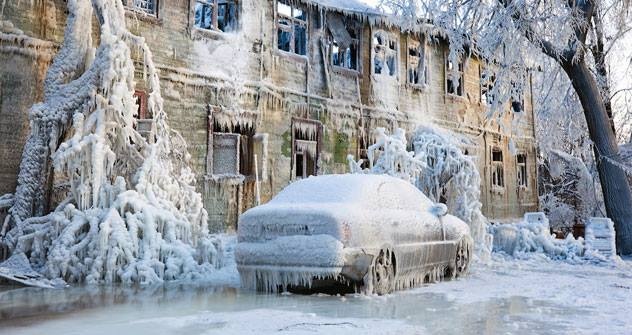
[328, 14, 359, 71]
[491, 148, 504, 188]
[511, 80, 524, 113]
[480, 67, 495, 105]
[445, 55, 464, 96]
[212, 123, 256, 176]
[293, 119, 321, 179]
[407, 37, 430, 86]
[122, 0, 158, 15]
[517, 153, 528, 187]
[373, 32, 397, 76]
[194, 0, 238, 32]
[276, 1, 307, 56]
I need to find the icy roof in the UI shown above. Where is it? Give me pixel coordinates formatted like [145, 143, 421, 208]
[299, 0, 447, 39]
[307, 0, 381, 16]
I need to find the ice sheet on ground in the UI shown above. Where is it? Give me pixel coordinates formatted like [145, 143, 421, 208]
[2, 255, 631, 335]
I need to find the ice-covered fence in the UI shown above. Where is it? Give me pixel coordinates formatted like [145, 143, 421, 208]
[0, 0, 223, 285]
[348, 126, 491, 259]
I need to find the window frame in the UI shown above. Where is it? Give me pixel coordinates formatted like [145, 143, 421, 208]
[122, 0, 159, 17]
[193, 0, 239, 33]
[275, 0, 308, 57]
[407, 36, 430, 88]
[328, 19, 360, 72]
[372, 30, 398, 77]
[445, 52, 465, 97]
[516, 153, 528, 188]
[291, 118, 322, 180]
[491, 147, 505, 189]
[207, 109, 258, 179]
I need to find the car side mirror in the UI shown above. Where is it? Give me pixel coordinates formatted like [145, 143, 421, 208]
[430, 203, 448, 217]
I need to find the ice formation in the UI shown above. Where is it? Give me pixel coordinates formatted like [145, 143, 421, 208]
[0, 0, 222, 284]
[348, 126, 491, 260]
[490, 214, 585, 262]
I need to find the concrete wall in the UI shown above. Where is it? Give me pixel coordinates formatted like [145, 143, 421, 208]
[0, 0, 538, 231]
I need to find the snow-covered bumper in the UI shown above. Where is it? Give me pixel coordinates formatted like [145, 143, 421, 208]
[235, 235, 373, 291]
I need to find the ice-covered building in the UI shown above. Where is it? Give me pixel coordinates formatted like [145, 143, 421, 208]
[0, 0, 539, 231]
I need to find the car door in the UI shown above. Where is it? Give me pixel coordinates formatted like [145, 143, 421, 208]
[376, 182, 444, 275]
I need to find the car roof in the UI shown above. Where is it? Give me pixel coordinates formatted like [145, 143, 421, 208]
[269, 174, 433, 209]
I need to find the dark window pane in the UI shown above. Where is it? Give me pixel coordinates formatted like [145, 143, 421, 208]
[278, 29, 291, 52]
[294, 24, 307, 55]
[387, 54, 396, 76]
[349, 44, 357, 70]
[332, 43, 340, 66]
[306, 154, 315, 177]
[492, 150, 503, 162]
[295, 153, 304, 178]
[194, 3, 213, 30]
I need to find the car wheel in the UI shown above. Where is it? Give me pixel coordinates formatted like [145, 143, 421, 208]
[454, 236, 473, 277]
[371, 248, 395, 295]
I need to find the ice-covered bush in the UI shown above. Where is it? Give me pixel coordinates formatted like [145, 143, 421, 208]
[0, 0, 222, 285]
[490, 215, 585, 261]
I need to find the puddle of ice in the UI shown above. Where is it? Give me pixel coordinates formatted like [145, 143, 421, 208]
[0, 283, 582, 335]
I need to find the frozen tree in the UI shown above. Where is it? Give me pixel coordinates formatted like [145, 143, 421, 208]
[349, 127, 492, 261]
[379, 0, 632, 254]
[533, 57, 605, 231]
[0, 0, 222, 284]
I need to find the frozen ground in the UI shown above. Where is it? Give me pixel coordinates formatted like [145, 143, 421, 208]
[0, 254, 630, 335]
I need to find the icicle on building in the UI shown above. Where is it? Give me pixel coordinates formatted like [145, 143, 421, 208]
[0, 0, 538, 231]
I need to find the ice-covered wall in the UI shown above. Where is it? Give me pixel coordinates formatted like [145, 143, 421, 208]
[0, 0, 539, 232]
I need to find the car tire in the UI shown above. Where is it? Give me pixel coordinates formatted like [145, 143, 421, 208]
[454, 236, 473, 277]
[371, 248, 395, 295]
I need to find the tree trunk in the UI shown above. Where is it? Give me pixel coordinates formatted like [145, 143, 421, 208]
[562, 60, 632, 255]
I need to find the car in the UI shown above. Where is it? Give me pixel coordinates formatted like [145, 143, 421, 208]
[235, 174, 472, 295]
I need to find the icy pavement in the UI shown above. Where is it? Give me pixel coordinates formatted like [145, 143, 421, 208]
[0, 255, 630, 335]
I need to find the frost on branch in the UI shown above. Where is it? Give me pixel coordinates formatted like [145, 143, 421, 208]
[0, 0, 221, 285]
[348, 126, 491, 260]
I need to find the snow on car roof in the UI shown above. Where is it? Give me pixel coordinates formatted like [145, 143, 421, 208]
[269, 174, 432, 209]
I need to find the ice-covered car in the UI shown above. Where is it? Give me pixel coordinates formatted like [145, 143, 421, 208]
[235, 174, 472, 294]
